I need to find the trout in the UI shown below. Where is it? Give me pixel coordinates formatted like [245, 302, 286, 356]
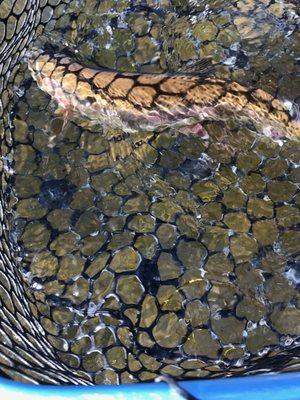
[28, 48, 300, 140]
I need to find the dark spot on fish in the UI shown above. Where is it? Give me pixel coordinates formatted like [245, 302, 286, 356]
[86, 96, 96, 104]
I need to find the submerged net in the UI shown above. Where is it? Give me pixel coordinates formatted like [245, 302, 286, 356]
[0, 0, 299, 385]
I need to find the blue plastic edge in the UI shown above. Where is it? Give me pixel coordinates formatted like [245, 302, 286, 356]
[0, 372, 299, 400]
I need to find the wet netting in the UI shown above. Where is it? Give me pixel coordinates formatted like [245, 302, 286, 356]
[0, 0, 299, 385]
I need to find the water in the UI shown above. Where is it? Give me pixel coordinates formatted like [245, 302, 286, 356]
[3, 0, 300, 385]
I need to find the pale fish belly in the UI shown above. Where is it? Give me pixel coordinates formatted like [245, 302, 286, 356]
[75, 100, 220, 135]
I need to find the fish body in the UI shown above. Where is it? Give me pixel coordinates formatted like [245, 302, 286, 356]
[28, 48, 300, 139]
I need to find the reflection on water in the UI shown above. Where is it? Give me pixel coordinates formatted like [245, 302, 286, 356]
[6, 0, 300, 384]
